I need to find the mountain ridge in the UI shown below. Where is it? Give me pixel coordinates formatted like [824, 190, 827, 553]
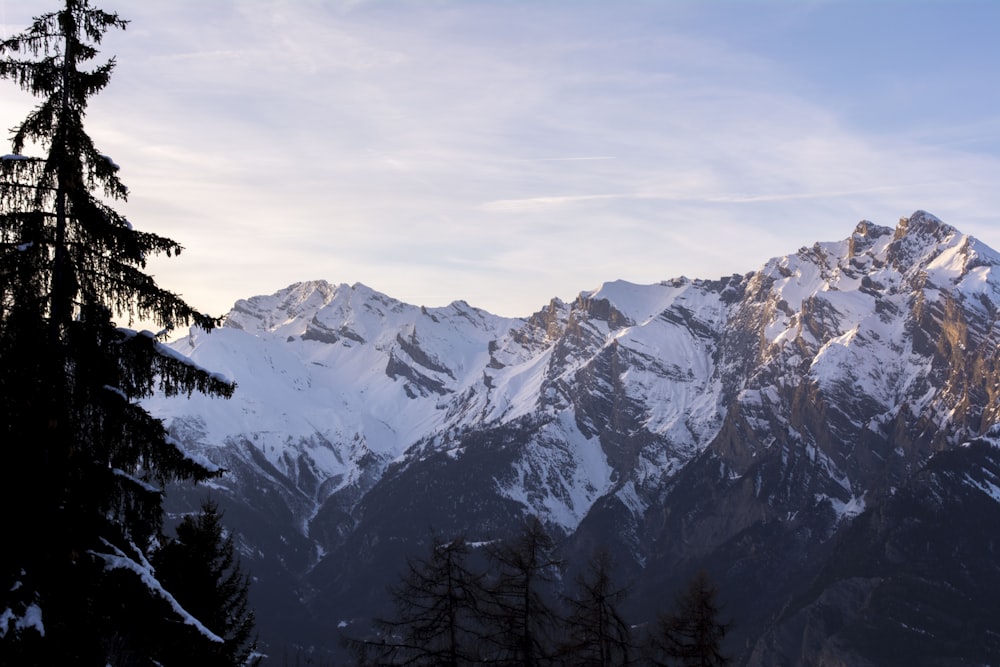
[150, 210, 1000, 663]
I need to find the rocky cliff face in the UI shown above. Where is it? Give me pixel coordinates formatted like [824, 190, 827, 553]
[150, 211, 1000, 664]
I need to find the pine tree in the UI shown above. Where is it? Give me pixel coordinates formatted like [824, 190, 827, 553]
[0, 1, 235, 663]
[558, 550, 634, 667]
[649, 570, 730, 667]
[359, 534, 486, 666]
[156, 502, 261, 666]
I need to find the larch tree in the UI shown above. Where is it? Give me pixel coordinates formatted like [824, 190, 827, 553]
[649, 570, 730, 667]
[481, 516, 564, 667]
[558, 550, 634, 667]
[0, 1, 236, 664]
[359, 535, 486, 667]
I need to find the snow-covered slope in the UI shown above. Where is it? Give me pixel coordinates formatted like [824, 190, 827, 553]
[154, 273, 741, 529]
[149, 211, 1000, 664]
[155, 282, 526, 504]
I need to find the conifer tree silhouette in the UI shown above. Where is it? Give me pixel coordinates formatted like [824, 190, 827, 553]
[0, 2, 235, 663]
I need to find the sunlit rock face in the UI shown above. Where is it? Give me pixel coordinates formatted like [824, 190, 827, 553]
[151, 211, 1000, 664]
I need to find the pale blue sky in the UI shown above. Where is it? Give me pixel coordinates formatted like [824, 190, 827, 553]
[2, 0, 998, 319]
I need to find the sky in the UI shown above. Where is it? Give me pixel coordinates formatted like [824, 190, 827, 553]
[2, 0, 999, 321]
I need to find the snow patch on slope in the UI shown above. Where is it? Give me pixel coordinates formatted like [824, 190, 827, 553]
[495, 412, 613, 531]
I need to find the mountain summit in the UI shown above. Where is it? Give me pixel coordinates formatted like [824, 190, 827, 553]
[150, 211, 1000, 664]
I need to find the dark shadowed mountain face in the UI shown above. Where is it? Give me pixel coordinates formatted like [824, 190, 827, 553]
[151, 211, 1000, 664]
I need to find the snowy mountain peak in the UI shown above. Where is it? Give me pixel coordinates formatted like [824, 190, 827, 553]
[224, 279, 342, 335]
[894, 208, 952, 240]
[885, 210, 999, 289]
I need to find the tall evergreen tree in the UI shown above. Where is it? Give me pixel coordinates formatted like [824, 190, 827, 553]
[0, 1, 235, 663]
[156, 502, 260, 666]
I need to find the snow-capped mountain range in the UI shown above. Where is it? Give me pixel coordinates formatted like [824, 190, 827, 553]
[149, 211, 1000, 664]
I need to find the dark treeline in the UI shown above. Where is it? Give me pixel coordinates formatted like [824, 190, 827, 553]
[346, 516, 729, 667]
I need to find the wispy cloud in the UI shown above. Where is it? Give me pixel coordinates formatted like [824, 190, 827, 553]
[531, 156, 617, 162]
[482, 194, 622, 212]
[3, 0, 999, 318]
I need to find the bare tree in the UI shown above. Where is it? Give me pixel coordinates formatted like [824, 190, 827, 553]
[649, 570, 730, 667]
[558, 550, 634, 666]
[481, 516, 564, 667]
[356, 535, 485, 666]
